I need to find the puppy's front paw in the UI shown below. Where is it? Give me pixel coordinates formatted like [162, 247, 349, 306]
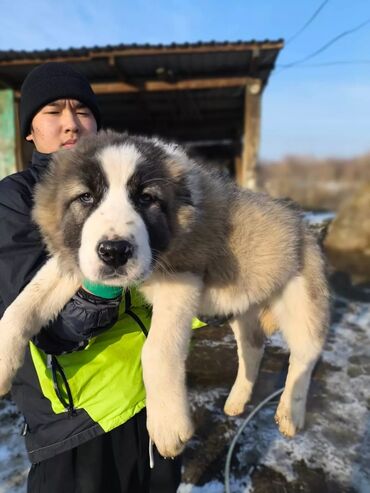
[0, 321, 27, 396]
[0, 347, 17, 396]
[147, 403, 194, 457]
[0, 358, 13, 396]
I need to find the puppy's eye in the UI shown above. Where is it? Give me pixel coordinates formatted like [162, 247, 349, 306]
[138, 192, 155, 206]
[78, 192, 94, 205]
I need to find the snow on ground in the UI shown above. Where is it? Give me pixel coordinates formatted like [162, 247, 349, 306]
[259, 299, 370, 491]
[0, 399, 28, 493]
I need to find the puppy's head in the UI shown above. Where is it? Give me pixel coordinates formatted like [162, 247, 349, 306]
[33, 130, 199, 287]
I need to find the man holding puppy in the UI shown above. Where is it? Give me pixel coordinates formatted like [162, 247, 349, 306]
[0, 63, 180, 493]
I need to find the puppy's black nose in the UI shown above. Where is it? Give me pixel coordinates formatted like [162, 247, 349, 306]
[97, 240, 133, 268]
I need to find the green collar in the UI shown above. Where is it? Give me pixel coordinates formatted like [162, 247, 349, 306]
[82, 279, 123, 299]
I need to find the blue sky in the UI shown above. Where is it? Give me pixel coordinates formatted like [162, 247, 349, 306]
[1, 0, 370, 160]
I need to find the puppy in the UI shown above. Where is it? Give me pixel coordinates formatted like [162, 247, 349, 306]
[0, 131, 329, 457]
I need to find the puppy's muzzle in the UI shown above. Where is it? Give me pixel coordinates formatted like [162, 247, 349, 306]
[97, 240, 134, 268]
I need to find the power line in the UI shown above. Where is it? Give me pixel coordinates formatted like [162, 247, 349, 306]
[283, 59, 370, 68]
[261, 1, 329, 74]
[270, 58, 370, 78]
[285, 0, 330, 46]
[279, 17, 370, 70]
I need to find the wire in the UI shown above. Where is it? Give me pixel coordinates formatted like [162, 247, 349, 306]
[279, 17, 370, 70]
[280, 59, 370, 68]
[285, 0, 330, 46]
[259, 0, 329, 71]
[224, 387, 284, 493]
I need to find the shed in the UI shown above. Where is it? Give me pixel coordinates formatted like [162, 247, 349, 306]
[0, 40, 283, 186]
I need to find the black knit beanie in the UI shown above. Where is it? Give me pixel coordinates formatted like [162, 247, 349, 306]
[20, 62, 101, 139]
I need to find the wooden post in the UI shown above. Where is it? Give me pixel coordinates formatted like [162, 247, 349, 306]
[239, 81, 262, 189]
[14, 99, 25, 171]
[234, 155, 242, 185]
[0, 89, 17, 178]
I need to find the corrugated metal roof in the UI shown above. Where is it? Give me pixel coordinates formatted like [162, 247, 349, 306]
[0, 39, 283, 62]
[0, 40, 283, 88]
[0, 40, 284, 160]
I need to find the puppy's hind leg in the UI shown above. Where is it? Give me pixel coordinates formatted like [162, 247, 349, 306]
[273, 274, 328, 437]
[224, 308, 264, 416]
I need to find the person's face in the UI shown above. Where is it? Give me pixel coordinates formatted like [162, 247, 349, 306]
[26, 99, 97, 153]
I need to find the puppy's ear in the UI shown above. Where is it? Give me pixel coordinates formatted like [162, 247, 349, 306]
[164, 155, 201, 235]
[165, 150, 201, 208]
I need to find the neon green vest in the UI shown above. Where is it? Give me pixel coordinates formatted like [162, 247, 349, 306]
[30, 288, 149, 432]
